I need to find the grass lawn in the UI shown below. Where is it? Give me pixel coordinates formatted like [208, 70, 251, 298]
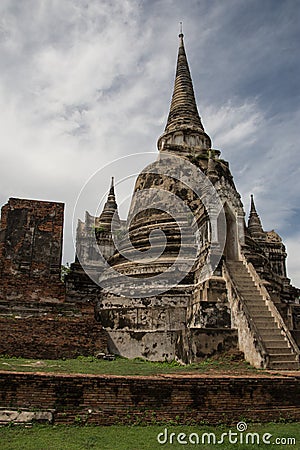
[0, 423, 298, 450]
[0, 353, 267, 376]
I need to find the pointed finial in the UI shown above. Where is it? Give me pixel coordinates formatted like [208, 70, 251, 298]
[179, 22, 184, 44]
[250, 194, 256, 213]
[109, 177, 115, 196]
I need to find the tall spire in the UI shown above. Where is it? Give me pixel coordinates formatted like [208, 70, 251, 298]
[157, 30, 211, 153]
[248, 194, 264, 239]
[97, 177, 120, 230]
[165, 31, 204, 134]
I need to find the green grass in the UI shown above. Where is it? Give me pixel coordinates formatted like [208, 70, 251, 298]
[0, 423, 298, 449]
[0, 353, 264, 376]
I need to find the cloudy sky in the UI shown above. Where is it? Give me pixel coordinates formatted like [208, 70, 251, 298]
[0, 0, 299, 285]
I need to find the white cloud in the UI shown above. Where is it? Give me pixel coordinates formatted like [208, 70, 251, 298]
[204, 100, 263, 149]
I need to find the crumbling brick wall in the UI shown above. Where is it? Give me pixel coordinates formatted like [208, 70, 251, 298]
[0, 316, 107, 359]
[0, 198, 65, 302]
[0, 198, 108, 359]
[0, 372, 299, 425]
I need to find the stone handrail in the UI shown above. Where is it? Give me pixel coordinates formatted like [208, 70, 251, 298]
[242, 256, 300, 361]
[223, 263, 269, 368]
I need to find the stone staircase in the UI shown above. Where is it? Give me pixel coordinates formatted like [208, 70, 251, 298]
[226, 261, 299, 370]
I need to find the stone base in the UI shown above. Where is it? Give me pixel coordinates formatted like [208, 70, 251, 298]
[106, 329, 182, 361]
[105, 327, 238, 363]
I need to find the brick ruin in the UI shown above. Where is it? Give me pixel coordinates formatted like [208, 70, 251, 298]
[0, 372, 299, 426]
[0, 198, 64, 303]
[0, 33, 299, 368]
[0, 198, 106, 358]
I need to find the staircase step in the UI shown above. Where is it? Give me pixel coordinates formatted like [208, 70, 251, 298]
[268, 361, 299, 370]
[229, 270, 252, 275]
[259, 328, 282, 339]
[269, 353, 297, 362]
[235, 287, 255, 291]
[236, 288, 255, 292]
[240, 291, 260, 296]
[256, 324, 281, 330]
[245, 312, 269, 318]
[239, 291, 259, 296]
[226, 261, 243, 266]
[231, 275, 252, 280]
[257, 327, 282, 334]
[247, 305, 270, 312]
[249, 315, 274, 321]
[252, 318, 278, 324]
[268, 347, 294, 355]
[252, 318, 276, 324]
[239, 284, 258, 289]
[253, 320, 277, 328]
[246, 301, 267, 307]
[238, 288, 262, 294]
[263, 340, 289, 349]
[230, 268, 249, 273]
[243, 300, 266, 306]
[242, 297, 265, 303]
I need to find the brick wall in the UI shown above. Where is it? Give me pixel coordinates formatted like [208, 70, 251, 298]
[0, 372, 299, 425]
[0, 317, 107, 359]
[0, 197, 110, 360]
[0, 198, 65, 303]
